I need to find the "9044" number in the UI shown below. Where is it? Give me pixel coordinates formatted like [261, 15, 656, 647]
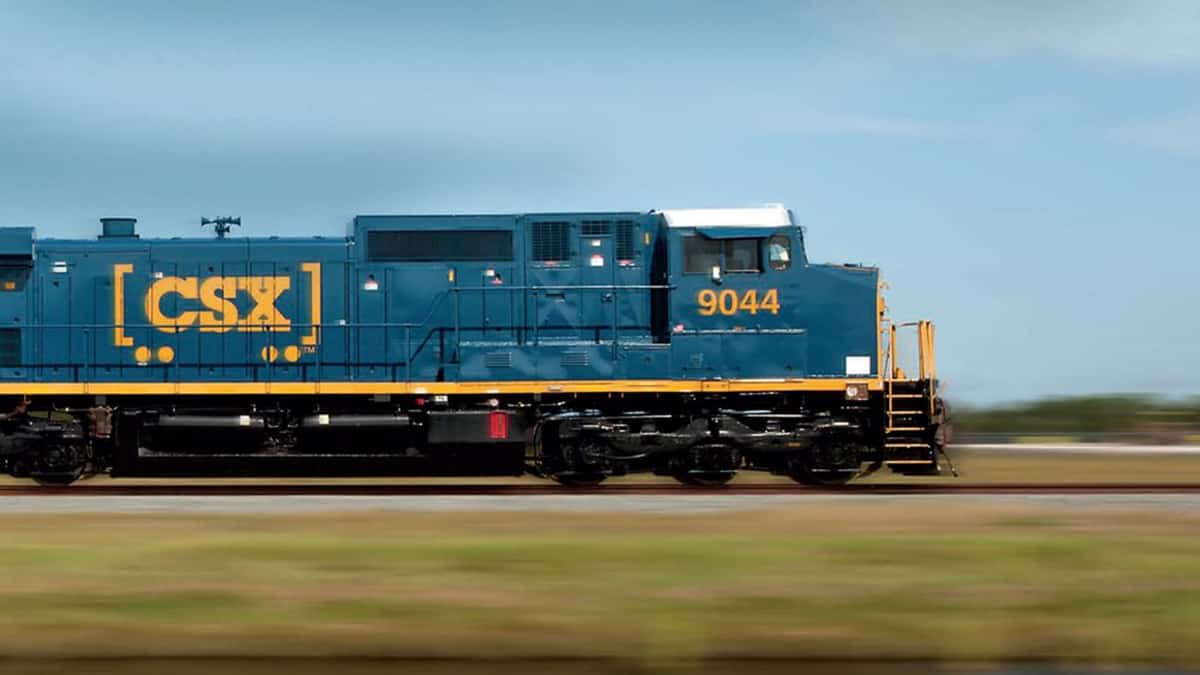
[697, 289, 780, 316]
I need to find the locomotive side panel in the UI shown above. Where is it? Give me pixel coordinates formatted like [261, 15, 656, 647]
[789, 263, 879, 378]
[8, 212, 886, 391]
[356, 214, 522, 382]
[29, 236, 350, 385]
[0, 228, 34, 383]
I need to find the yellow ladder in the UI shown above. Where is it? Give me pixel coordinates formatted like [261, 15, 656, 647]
[883, 321, 940, 471]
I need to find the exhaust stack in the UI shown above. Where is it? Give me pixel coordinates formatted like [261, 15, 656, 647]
[99, 218, 138, 239]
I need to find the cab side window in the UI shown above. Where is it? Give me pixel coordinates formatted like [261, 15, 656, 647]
[683, 236, 722, 274]
[683, 236, 763, 274]
[768, 234, 792, 271]
[722, 238, 761, 273]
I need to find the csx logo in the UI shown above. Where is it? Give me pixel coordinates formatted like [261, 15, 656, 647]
[112, 263, 322, 348]
[146, 275, 291, 333]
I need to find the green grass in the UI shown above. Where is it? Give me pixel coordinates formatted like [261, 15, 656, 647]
[925, 448, 1200, 483]
[0, 506, 1197, 664]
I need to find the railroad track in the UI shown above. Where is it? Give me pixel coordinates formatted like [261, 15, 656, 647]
[1, 483, 1199, 496]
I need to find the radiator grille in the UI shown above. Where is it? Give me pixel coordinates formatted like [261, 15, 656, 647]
[530, 221, 570, 263]
[581, 221, 611, 236]
[615, 220, 637, 261]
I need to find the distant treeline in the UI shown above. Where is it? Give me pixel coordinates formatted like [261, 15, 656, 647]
[951, 395, 1200, 434]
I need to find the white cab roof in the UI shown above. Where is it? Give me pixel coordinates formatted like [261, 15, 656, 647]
[658, 205, 792, 228]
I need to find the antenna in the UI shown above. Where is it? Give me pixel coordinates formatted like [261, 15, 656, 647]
[201, 216, 241, 239]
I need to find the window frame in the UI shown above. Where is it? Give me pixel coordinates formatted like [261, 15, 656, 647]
[682, 236, 723, 275]
[721, 238, 763, 274]
[682, 235, 763, 275]
[366, 229, 514, 262]
[767, 233, 792, 272]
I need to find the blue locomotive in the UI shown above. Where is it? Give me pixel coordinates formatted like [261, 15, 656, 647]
[0, 205, 946, 485]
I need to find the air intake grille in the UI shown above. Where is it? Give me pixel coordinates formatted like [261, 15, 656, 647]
[485, 351, 513, 368]
[581, 221, 611, 236]
[615, 221, 637, 261]
[531, 222, 570, 263]
[561, 350, 589, 367]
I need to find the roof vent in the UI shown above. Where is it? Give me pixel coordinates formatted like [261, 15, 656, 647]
[99, 218, 138, 239]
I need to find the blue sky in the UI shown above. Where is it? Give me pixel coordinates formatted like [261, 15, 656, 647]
[1, 1, 1197, 403]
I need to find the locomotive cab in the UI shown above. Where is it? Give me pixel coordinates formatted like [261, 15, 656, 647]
[660, 206, 877, 383]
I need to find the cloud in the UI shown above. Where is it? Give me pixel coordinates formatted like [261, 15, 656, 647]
[1118, 113, 1200, 155]
[824, 0, 1200, 68]
[785, 112, 975, 141]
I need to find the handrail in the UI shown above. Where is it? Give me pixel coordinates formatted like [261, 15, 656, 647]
[881, 319, 940, 432]
[457, 284, 673, 291]
[14, 319, 662, 385]
[882, 320, 937, 383]
[927, 322, 937, 381]
[16, 278, 676, 383]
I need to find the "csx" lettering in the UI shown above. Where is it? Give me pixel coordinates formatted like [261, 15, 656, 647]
[145, 276, 291, 333]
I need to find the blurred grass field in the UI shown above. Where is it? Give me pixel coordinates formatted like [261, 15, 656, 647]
[0, 502, 1198, 665]
[876, 447, 1200, 484]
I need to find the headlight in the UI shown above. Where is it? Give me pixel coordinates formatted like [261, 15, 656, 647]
[844, 384, 868, 401]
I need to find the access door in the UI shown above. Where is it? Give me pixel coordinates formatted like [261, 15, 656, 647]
[578, 231, 616, 342]
[669, 229, 805, 379]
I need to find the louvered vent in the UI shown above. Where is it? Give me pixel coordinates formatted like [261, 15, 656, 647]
[531, 221, 570, 263]
[0, 329, 18, 367]
[581, 221, 611, 236]
[615, 220, 637, 261]
[561, 350, 589, 367]
[485, 351, 513, 368]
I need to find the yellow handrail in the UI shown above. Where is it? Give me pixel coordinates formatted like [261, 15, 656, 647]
[917, 322, 927, 381]
[889, 323, 898, 379]
[919, 320, 938, 382]
[886, 320, 938, 383]
[928, 323, 937, 381]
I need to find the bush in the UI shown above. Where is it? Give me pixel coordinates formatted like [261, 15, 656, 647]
[951, 395, 1200, 434]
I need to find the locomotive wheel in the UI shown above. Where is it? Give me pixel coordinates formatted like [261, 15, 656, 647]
[672, 472, 735, 487]
[548, 436, 610, 487]
[787, 457, 858, 486]
[788, 467, 856, 486]
[790, 427, 861, 486]
[670, 442, 739, 487]
[32, 472, 82, 487]
[28, 439, 89, 487]
[551, 472, 607, 487]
